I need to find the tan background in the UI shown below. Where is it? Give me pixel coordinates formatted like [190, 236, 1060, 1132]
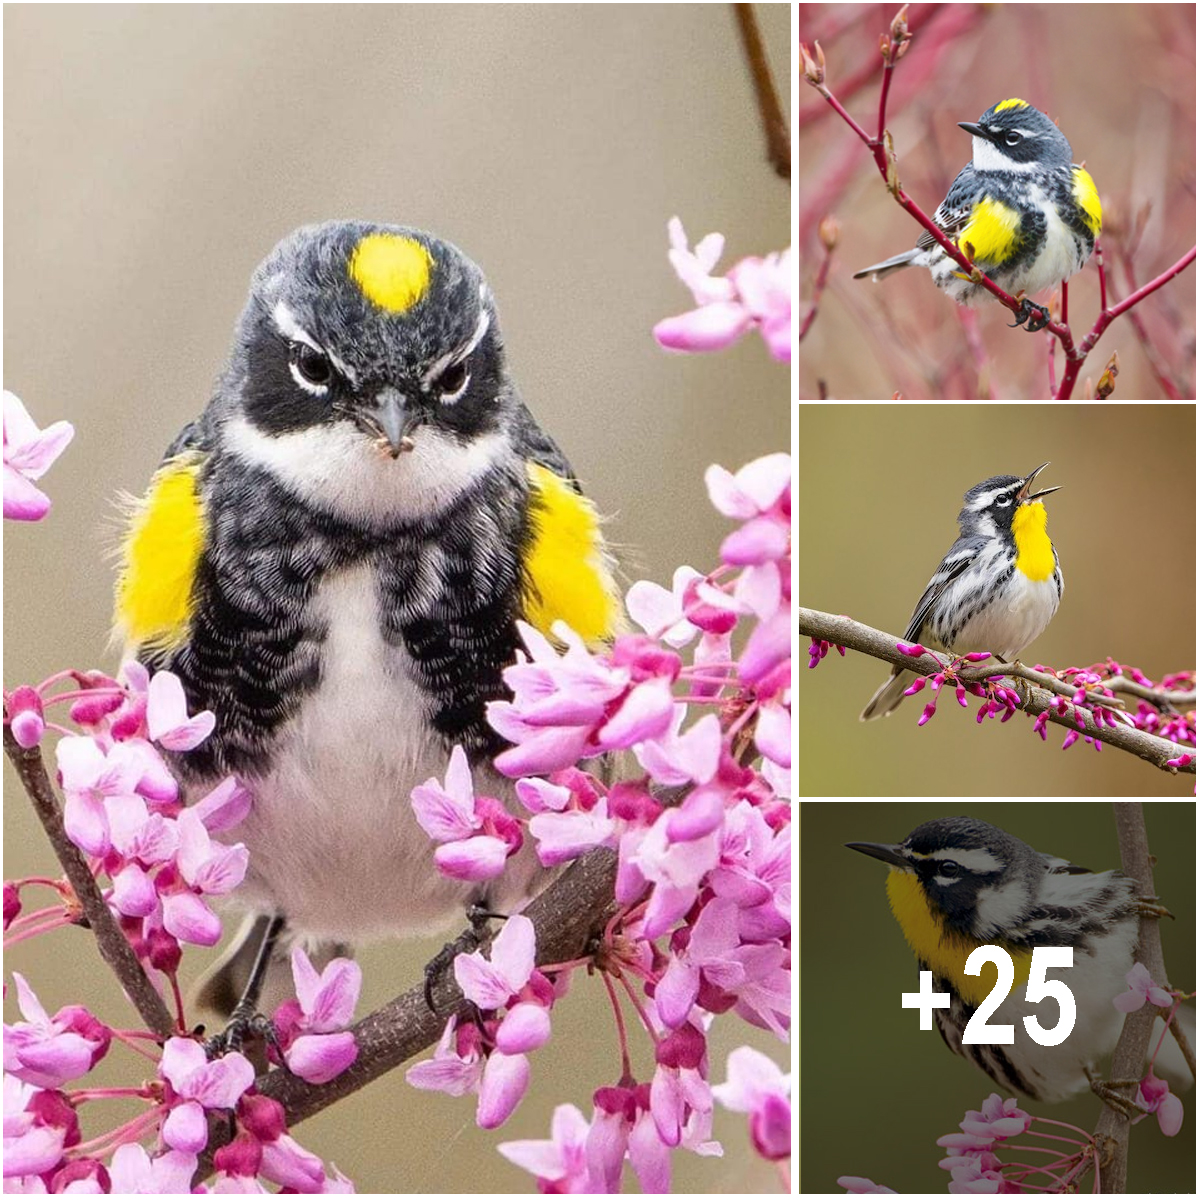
[799, 3, 1197, 399]
[3, 4, 790, 1192]
[798, 403, 1197, 797]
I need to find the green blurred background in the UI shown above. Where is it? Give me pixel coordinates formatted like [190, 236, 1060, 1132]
[3, 4, 789, 1191]
[800, 801, 1196, 1194]
[799, 3, 1197, 399]
[798, 403, 1197, 797]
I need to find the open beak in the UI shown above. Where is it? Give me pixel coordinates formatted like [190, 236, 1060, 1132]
[357, 387, 419, 458]
[845, 840, 912, 871]
[1017, 461, 1062, 504]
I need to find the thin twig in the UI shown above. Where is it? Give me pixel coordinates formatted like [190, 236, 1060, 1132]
[733, 4, 790, 179]
[799, 607, 1196, 773]
[4, 727, 175, 1038]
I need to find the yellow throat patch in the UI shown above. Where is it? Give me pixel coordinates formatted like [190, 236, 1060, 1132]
[886, 870, 1033, 1007]
[522, 464, 619, 648]
[348, 233, 433, 314]
[1012, 500, 1055, 582]
[114, 455, 205, 650]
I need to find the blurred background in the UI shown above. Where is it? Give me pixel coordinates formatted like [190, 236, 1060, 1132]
[798, 403, 1197, 797]
[799, 3, 1197, 398]
[3, 4, 789, 1192]
[800, 801, 1196, 1194]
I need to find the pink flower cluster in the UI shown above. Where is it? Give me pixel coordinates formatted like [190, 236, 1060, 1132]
[3, 392, 74, 523]
[407, 453, 791, 1188]
[4, 948, 359, 1191]
[653, 219, 792, 363]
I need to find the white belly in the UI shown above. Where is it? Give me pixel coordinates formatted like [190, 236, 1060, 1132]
[951, 568, 1061, 660]
[224, 565, 542, 944]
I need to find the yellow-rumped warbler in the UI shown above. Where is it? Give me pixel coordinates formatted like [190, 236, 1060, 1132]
[861, 464, 1062, 721]
[846, 816, 1191, 1103]
[113, 221, 620, 1011]
[854, 99, 1102, 332]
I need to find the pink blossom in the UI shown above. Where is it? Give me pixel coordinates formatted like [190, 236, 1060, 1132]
[838, 1176, 899, 1194]
[3, 392, 74, 521]
[627, 812, 721, 940]
[455, 915, 536, 1010]
[406, 1018, 484, 1097]
[653, 220, 791, 362]
[711, 1045, 790, 1160]
[160, 809, 248, 945]
[7, 686, 46, 749]
[273, 948, 360, 1084]
[55, 736, 144, 856]
[159, 1037, 255, 1152]
[1113, 962, 1173, 1012]
[498, 1103, 594, 1191]
[626, 567, 705, 647]
[146, 670, 216, 751]
[1139, 1071, 1184, 1136]
[476, 1050, 531, 1129]
[107, 1144, 198, 1193]
[3, 975, 111, 1089]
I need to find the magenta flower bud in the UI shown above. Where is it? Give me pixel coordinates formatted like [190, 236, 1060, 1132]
[495, 1002, 552, 1054]
[963, 652, 992, 662]
[4, 880, 21, 929]
[902, 678, 926, 698]
[917, 702, 937, 727]
[897, 641, 928, 658]
[1062, 730, 1080, 750]
[1166, 753, 1193, 769]
[213, 1131, 263, 1180]
[69, 691, 125, 727]
[955, 685, 967, 707]
[7, 685, 45, 748]
[239, 1094, 288, 1142]
[655, 1023, 706, 1071]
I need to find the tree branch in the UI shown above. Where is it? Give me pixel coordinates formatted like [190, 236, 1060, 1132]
[1091, 803, 1179, 1192]
[199, 848, 620, 1170]
[799, 607, 1196, 774]
[3, 727, 176, 1038]
[732, 3, 790, 179]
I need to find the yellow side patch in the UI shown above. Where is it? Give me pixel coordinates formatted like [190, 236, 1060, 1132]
[993, 98, 1029, 113]
[348, 233, 433, 314]
[1072, 166, 1103, 235]
[886, 871, 1033, 1008]
[114, 456, 205, 650]
[523, 463, 619, 648]
[958, 197, 1021, 265]
[1013, 500, 1056, 582]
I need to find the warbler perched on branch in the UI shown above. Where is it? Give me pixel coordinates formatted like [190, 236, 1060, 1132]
[113, 222, 620, 1015]
[861, 463, 1062, 721]
[854, 99, 1102, 332]
[847, 816, 1192, 1103]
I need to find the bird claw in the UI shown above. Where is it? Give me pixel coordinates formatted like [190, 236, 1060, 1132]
[423, 904, 503, 1010]
[1008, 298, 1051, 332]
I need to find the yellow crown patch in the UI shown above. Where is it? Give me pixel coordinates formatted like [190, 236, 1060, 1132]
[348, 233, 434, 314]
[993, 98, 1029, 113]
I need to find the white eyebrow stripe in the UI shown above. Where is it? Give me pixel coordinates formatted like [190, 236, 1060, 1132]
[271, 300, 357, 385]
[420, 308, 491, 389]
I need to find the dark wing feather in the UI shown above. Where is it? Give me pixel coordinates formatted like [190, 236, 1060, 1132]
[901, 536, 987, 642]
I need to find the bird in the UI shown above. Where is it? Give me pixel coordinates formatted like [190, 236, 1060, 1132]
[112, 221, 621, 1019]
[860, 463, 1062, 721]
[846, 816, 1191, 1103]
[854, 99, 1102, 332]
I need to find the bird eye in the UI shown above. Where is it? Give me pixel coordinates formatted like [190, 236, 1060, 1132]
[1005, 131, 1022, 146]
[290, 343, 333, 393]
[996, 497, 1012, 507]
[940, 860, 960, 877]
[437, 359, 471, 404]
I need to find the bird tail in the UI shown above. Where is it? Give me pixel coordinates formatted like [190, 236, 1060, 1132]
[860, 669, 918, 721]
[853, 249, 924, 282]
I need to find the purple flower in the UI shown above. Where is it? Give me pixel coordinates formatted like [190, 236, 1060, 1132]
[1139, 1071, 1184, 1136]
[146, 669, 216, 751]
[6, 686, 46, 749]
[711, 1045, 790, 1160]
[406, 1017, 484, 1097]
[455, 915, 536, 1010]
[160, 809, 248, 946]
[1113, 962, 1173, 1012]
[55, 736, 144, 855]
[3, 391, 74, 522]
[159, 1037, 255, 1152]
[653, 219, 791, 362]
[108, 1144, 198, 1193]
[3, 975, 111, 1088]
[498, 1103, 594, 1191]
[957, 1093, 1030, 1142]
[272, 947, 361, 1084]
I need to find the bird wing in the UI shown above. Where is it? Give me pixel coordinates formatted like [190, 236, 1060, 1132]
[901, 536, 987, 643]
[113, 425, 210, 654]
[915, 165, 977, 252]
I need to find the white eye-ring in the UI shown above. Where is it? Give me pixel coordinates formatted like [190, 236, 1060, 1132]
[289, 343, 333, 396]
[437, 360, 471, 404]
[996, 497, 1013, 507]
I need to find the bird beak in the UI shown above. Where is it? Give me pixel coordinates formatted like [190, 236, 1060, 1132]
[957, 121, 987, 139]
[1017, 462, 1062, 504]
[846, 841, 912, 871]
[359, 387, 419, 458]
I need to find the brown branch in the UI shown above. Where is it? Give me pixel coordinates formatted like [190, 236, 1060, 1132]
[732, 4, 789, 179]
[4, 727, 175, 1038]
[199, 848, 620, 1171]
[1092, 804, 1178, 1192]
[799, 607, 1196, 774]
